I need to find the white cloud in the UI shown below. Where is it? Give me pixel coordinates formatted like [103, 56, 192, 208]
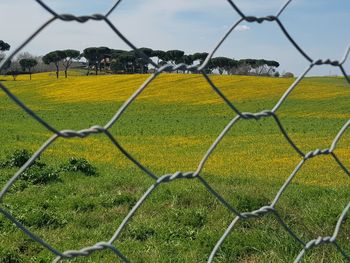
[234, 25, 250, 32]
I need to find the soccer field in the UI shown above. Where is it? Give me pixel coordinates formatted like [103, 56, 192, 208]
[0, 72, 349, 262]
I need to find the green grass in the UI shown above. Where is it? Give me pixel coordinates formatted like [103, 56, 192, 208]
[0, 72, 349, 262]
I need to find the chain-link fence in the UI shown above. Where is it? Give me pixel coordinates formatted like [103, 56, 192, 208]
[0, 0, 349, 262]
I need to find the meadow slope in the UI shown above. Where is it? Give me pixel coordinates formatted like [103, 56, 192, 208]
[0, 72, 349, 262]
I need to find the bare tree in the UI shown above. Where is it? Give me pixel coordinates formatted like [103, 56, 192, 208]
[7, 58, 20, 81]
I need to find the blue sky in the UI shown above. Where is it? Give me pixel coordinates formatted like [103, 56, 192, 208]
[0, 0, 349, 76]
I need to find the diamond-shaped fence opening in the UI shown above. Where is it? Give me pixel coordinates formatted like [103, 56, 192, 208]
[198, 116, 301, 212]
[109, 73, 235, 175]
[276, 66, 350, 153]
[0, 0, 349, 262]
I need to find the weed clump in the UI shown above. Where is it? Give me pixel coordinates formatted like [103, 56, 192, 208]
[22, 165, 60, 185]
[61, 157, 97, 176]
[0, 149, 59, 188]
[1, 149, 32, 168]
[0, 149, 60, 185]
[0, 150, 98, 187]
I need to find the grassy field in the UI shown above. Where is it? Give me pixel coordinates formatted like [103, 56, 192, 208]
[0, 72, 349, 262]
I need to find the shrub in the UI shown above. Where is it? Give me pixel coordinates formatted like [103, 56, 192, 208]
[283, 72, 294, 78]
[5, 149, 32, 168]
[0, 149, 59, 185]
[0, 149, 46, 169]
[21, 165, 60, 185]
[61, 157, 97, 176]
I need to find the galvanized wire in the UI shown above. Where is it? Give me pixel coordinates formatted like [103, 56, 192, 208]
[0, 0, 349, 262]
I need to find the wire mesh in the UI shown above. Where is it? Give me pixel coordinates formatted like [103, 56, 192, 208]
[0, 0, 349, 262]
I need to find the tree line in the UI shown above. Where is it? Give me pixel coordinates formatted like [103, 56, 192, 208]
[1, 41, 39, 80]
[1, 40, 294, 80]
[81, 47, 281, 77]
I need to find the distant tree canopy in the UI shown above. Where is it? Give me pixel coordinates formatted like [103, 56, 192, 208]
[0, 40, 10, 52]
[180, 55, 194, 65]
[19, 58, 38, 80]
[203, 57, 279, 76]
[42, 49, 81, 78]
[0, 40, 11, 72]
[210, 57, 234, 75]
[192, 52, 209, 65]
[43, 51, 65, 78]
[166, 50, 185, 64]
[283, 72, 294, 78]
[138, 47, 153, 57]
[61, 49, 80, 78]
[110, 50, 148, 74]
[83, 47, 111, 75]
[151, 50, 167, 65]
